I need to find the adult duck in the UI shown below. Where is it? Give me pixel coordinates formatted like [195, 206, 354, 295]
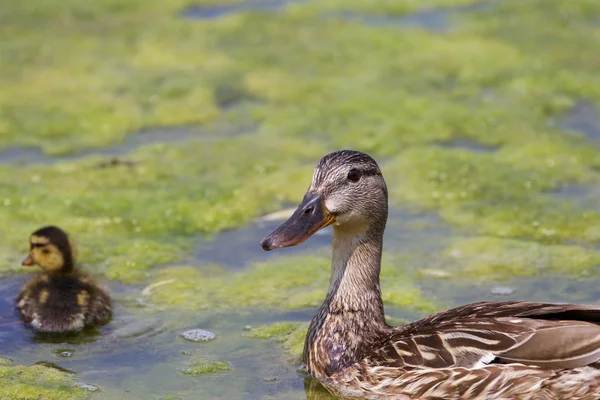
[260, 150, 600, 400]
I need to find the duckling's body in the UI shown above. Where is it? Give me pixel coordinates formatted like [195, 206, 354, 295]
[261, 150, 600, 400]
[16, 226, 111, 333]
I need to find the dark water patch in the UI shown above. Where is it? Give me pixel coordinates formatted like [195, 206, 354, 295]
[397, 8, 453, 32]
[193, 218, 331, 269]
[0, 276, 31, 349]
[0, 147, 47, 166]
[0, 123, 254, 166]
[0, 128, 197, 166]
[544, 184, 600, 212]
[434, 139, 498, 153]
[334, 1, 494, 32]
[192, 208, 452, 269]
[182, 0, 302, 20]
[558, 101, 600, 141]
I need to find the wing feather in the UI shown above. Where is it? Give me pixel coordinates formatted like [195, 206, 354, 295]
[377, 301, 600, 371]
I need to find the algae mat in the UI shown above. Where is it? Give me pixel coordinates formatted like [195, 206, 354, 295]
[1, 0, 600, 398]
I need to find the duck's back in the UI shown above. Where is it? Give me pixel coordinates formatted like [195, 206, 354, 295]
[17, 272, 111, 333]
[326, 301, 600, 400]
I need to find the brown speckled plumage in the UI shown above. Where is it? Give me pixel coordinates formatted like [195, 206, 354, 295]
[262, 150, 600, 400]
[16, 226, 112, 333]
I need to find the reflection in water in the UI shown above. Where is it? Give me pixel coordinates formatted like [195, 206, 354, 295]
[304, 377, 338, 400]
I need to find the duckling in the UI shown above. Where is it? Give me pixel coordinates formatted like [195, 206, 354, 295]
[16, 226, 112, 333]
[260, 150, 600, 400]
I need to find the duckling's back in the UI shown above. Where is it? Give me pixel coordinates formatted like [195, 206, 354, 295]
[17, 272, 111, 333]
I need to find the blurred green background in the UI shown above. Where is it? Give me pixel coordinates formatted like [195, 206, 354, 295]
[0, 0, 599, 399]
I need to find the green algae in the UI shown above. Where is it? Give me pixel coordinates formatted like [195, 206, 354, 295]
[249, 322, 304, 340]
[249, 322, 308, 362]
[0, 357, 12, 367]
[0, 360, 88, 400]
[387, 146, 600, 243]
[0, 136, 323, 281]
[1, 0, 600, 399]
[148, 253, 437, 311]
[442, 236, 600, 280]
[178, 359, 231, 375]
[0, 0, 599, 286]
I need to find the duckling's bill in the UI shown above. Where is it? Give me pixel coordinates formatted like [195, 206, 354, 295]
[260, 193, 335, 251]
[21, 255, 34, 266]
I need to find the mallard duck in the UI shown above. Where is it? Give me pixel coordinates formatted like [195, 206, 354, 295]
[16, 226, 112, 333]
[260, 150, 600, 400]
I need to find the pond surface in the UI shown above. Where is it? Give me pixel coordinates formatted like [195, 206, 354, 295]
[1, 0, 600, 399]
[0, 210, 449, 399]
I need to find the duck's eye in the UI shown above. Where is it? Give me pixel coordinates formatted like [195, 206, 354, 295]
[42, 248, 50, 255]
[347, 168, 362, 183]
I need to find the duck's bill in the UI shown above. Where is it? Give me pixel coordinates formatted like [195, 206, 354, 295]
[260, 193, 335, 251]
[21, 255, 34, 266]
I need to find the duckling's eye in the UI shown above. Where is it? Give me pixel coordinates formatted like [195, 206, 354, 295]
[42, 248, 50, 255]
[347, 169, 362, 183]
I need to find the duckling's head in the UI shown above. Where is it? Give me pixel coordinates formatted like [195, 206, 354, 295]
[261, 150, 388, 251]
[22, 226, 77, 273]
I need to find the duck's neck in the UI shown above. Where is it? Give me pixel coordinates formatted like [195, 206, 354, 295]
[325, 225, 385, 320]
[304, 221, 387, 376]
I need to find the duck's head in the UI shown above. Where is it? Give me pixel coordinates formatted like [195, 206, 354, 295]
[260, 150, 388, 251]
[22, 226, 77, 273]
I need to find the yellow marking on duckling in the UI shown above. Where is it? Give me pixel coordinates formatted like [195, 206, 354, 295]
[30, 235, 50, 246]
[77, 290, 90, 307]
[39, 289, 49, 304]
[79, 276, 92, 284]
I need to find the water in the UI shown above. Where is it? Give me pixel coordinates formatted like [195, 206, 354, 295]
[2, 1, 600, 399]
[12, 198, 588, 399]
[181, 0, 303, 20]
[181, 0, 492, 32]
[0, 207, 451, 399]
[1, 196, 598, 399]
[0, 273, 312, 399]
[331, 0, 494, 32]
[559, 101, 600, 141]
[0, 110, 257, 166]
[0, 128, 198, 166]
[546, 185, 600, 213]
[434, 139, 498, 153]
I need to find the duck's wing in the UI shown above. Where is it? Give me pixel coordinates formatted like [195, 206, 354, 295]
[78, 274, 112, 326]
[374, 301, 600, 370]
[88, 284, 112, 326]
